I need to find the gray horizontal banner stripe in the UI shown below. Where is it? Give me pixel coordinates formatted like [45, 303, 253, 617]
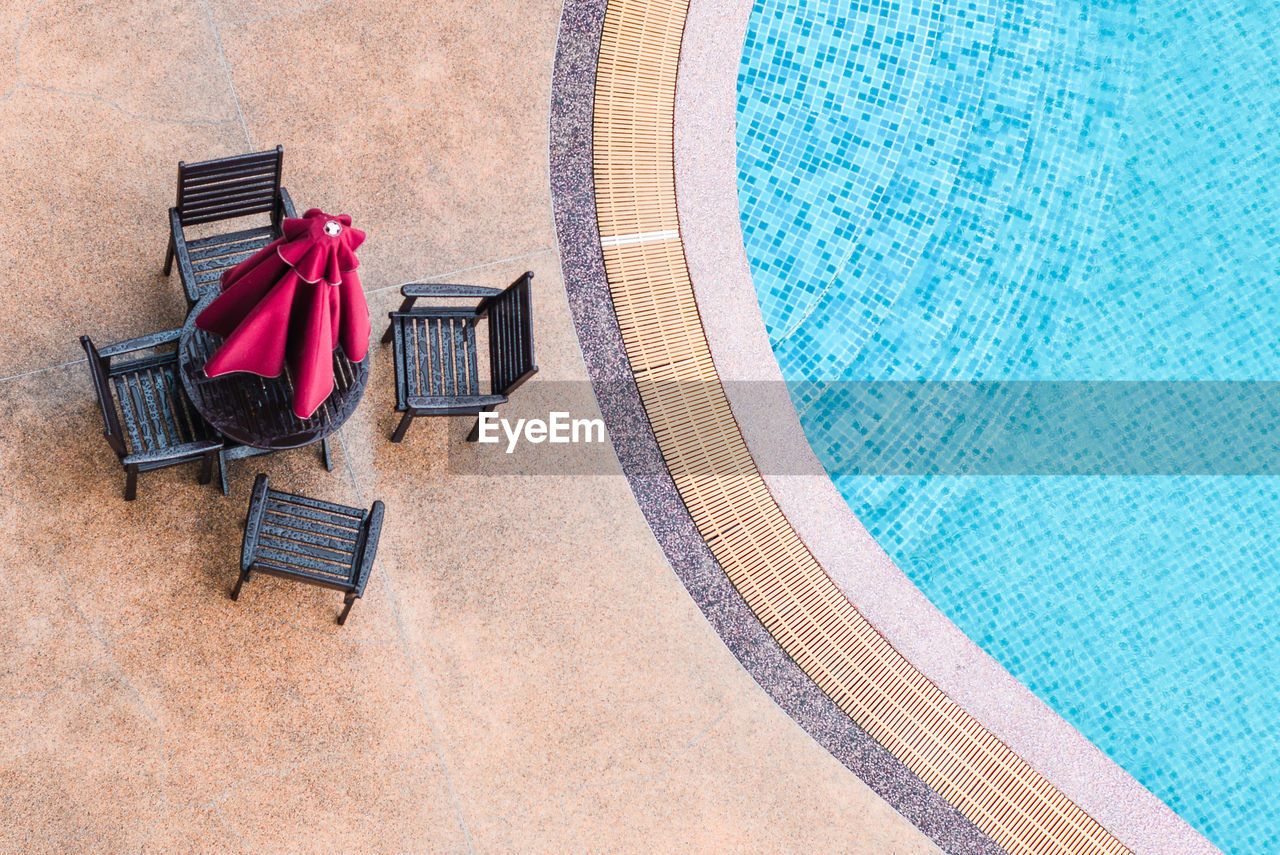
[446, 381, 1280, 475]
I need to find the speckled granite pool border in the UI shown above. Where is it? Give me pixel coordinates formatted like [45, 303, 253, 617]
[671, 1, 1220, 854]
[550, 2, 999, 853]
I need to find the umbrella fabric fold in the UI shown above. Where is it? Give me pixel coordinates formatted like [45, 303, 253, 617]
[195, 209, 370, 419]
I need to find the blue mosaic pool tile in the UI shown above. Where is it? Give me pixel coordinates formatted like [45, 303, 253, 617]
[737, 1, 1280, 852]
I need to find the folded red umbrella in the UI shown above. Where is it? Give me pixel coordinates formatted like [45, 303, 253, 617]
[195, 209, 370, 419]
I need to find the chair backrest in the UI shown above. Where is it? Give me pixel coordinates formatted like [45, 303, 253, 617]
[79, 336, 126, 458]
[175, 146, 283, 226]
[481, 272, 537, 395]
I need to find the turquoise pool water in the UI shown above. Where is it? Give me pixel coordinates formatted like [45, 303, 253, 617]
[736, 2, 1280, 852]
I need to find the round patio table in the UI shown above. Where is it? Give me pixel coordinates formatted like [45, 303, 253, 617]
[178, 294, 369, 451]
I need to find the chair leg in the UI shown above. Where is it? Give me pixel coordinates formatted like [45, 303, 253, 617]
[163, 232, 175, 276]
[390, 411, 415, 443]
[230, 567, 250, 601]
[124, 465, 139, 501]
[321, 438, 334, 471]
[337, 592, 357, 626]
[198, 450, 215, 485]
[219, 450, 230, 496]
[466, 406, 495, 442]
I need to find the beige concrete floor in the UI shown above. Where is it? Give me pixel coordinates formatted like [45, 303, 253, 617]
[0, 1, 941, 852]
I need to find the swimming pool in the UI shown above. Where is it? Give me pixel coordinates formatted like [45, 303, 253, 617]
[736, 2, 1280, 853]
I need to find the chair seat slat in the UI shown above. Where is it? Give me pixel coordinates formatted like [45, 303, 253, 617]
[191, 248, 260, 275]
[410, 316, 428, 397]
[166, 370, 200, 444]
[258, 529, 354, 566]
[263, 502, 361, 535]
[248, 561, 355, 589]
[462, 323, 477, 395]
[253, 545, 351, 578]
[145, 367, 181, 447]
[254, 536, 351, 569]
[112, 376, 143, 453]
[136, 371, 167, 451]
[266, 503, 363, 533]
[262, 509, 359, 544]
[258, 527, 357, 567]
[109, 352, 177, 377]
[124, 375, 155, 452]
[443, 318, 459, 397]
[188, 235, 272, 262]
[266, 489, 365, 520]
[167, 367, 199, 444]
[185, 225, 276, 250]
[429, 318, 446, 397]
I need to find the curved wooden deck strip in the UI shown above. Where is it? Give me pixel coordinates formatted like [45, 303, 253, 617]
[591, 1, 1132, 853]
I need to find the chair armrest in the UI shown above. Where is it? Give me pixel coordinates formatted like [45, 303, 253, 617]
[352, 501, 385, 596]
[123, 439, 223, 467]
[169, 208, 200, 304]
[98, 328, 182, 358]
[79, 335, 126, 457]
[277, 186, 298, 221]
[241, 473, 271, 572]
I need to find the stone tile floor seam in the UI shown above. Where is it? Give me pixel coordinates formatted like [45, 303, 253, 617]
[11, 0, 240, 127]
[21, 82, 240, 127]
[337, 430, 477, 854]
[196, 0, 254, 147]
[4, 0, 54, 101]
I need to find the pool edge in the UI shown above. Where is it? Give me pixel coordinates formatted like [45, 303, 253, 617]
[672, 1, 1222, 854]
[550, 1, 1001, 853]
[549, 0, 1222, 851]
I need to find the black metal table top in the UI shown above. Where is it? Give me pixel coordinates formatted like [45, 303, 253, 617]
[179, 295, 369, 450]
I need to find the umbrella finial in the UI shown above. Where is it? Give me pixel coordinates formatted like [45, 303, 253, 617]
[323, 220, 343, 236]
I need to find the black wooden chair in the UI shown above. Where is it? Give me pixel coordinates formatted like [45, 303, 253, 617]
[234, 474, 384, 625]
[164, 146, 298, 307]
[80, 331, 224, 501]
[382, 271, 538, 443]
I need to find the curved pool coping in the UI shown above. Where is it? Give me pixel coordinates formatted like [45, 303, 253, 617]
[672, 2, 1218, 854]
[550, 3, 999, 853]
